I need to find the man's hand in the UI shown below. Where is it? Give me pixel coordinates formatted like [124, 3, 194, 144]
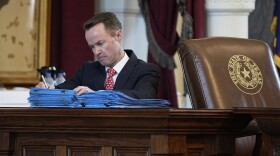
[35, 82, 55, 89]
[74, 86, 94, 96]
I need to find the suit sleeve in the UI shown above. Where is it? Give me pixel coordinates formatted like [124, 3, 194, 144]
[55, 63, 86, 90]
[116, 64, 160, 99]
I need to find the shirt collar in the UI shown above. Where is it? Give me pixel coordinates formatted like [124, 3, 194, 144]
[105, 52, 129, 74]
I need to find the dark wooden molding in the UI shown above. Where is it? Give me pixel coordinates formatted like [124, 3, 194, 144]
[0, 108, 254, 156]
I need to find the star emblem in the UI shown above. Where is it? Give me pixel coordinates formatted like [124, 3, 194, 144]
[241, 68, 250, 79]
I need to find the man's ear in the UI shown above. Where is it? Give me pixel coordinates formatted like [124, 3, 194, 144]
[115, 30, 122, 40]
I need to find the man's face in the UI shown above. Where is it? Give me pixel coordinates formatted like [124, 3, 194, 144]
[85, 23, 123, 67]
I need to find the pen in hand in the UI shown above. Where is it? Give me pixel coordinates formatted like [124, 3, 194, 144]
[41, 75, 49, 89]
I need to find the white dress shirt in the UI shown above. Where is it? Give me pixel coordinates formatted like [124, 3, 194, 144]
[105, 52, 129, 83]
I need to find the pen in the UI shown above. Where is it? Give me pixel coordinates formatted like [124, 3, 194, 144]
[41, 75, 49, 89]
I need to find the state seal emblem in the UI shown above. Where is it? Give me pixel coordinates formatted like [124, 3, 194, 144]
[228, 55, 263, 95]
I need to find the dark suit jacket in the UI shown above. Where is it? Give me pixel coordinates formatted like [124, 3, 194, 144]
[56, 50, 160, 99]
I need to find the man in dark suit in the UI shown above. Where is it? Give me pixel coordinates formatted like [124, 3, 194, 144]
[36, 12, 160, 99]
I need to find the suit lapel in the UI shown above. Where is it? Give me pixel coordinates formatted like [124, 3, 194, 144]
[114, 63, 134, 89]
[114, 50, 137, 89]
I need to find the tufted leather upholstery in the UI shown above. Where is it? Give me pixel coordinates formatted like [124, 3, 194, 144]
[177, 37, 280, 109]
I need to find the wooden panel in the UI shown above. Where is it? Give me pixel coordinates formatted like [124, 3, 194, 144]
[187, 135, 205, 156]
[68, 146, 102, 156]
[23, 146, 55, 156]
[56, 146, 67, 156]
[0, 132, 14, 155]
[0, 108, 255, 156]
[113, 147, 150, 156]
[101, 147, 113, 156]
[187, 149, 204, 156]
[151, 134, 187, 155]
[205, 135, 235, 155]
[13, 133, 150, 156]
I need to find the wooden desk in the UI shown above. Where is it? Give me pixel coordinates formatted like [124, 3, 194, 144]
[0, 108, 251, 156]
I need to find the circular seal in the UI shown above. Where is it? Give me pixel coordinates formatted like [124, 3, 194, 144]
[228, 55, 263, 95]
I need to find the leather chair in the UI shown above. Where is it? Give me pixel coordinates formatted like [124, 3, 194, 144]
[177, 37, 280, 155]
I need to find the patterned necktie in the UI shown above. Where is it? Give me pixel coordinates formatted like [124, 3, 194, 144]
[105, 68, 117, 90]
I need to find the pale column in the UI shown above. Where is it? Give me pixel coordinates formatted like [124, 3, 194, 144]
[96, 0, 148, 61]
[205, 0, 256, 38]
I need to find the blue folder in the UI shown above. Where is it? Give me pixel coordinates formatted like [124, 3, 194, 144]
[28, 88, 170, 108]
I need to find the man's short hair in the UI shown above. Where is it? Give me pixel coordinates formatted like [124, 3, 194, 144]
[83, 12, 122, 36]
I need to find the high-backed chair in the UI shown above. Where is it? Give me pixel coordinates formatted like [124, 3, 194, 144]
[178, 37, 280, 108]
[177, 37, 280, 155]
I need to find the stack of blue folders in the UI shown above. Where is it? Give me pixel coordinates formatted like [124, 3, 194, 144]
[76, 90, 170, 108]
[28, 88, 170, 108]
[28, 88, 78, 108]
